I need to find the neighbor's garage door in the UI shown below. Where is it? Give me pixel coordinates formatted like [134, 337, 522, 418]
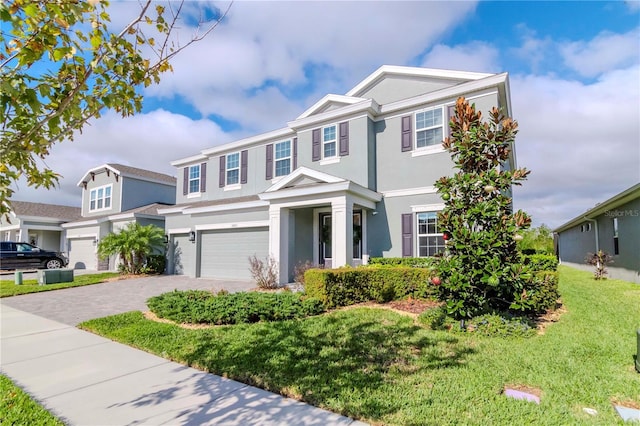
[67, 238, 97, 270]
[199, 228, 269, 280]
[171, 234, 194, 275]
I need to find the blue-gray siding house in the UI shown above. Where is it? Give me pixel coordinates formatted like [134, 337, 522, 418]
[160, 65, 516, 283]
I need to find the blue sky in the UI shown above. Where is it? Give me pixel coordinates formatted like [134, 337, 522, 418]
[12, 0, 640, 229]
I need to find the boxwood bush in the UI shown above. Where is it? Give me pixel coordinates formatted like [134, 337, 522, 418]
[304, 266, 436, 308]
[522, 254, 558, 272]
[147, 290, 325, 325]
[368, 257, 436, 268]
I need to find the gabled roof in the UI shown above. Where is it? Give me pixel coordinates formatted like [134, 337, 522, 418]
[264, 167, 345, 193]
[9, 201, 82, 221]
[345, 65, 494, 98]
[554, 183, 640, 233]
[296, 94, 371, 120]
[62, 202, 173, 228]
[76, 164, 176, 187]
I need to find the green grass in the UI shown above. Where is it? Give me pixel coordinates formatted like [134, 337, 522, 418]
[80, 266, 640, 425]
[0, 374, 63, 425]
[0, 272, 120, 297]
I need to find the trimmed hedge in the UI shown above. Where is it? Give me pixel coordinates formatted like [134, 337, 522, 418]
[523, 254, 558, 272]
[523, 270, 559, 314]
[368, 257, 436, 268]
[148, 290, 325, 325]
[304, 266, 436, 308]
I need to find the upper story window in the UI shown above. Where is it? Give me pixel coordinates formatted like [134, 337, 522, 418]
[417, 211, 444, 257]
[188, 164, 200, 193]
[89, 184, 112, 211]
[275, 140, 291, 177]
[416, 107, 444, 149]
[613, 217, 619, 255]
[226, 152, 240, 185]
[323, 125, 337, 158]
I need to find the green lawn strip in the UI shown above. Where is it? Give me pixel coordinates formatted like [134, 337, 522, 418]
[0, 272, 121, 297]
[80, 266, 640, 425]
[0, 374, 63, 425]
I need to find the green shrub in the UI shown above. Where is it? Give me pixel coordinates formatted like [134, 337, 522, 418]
[526, 270, 559, 313]
[147, 290, 325, 325]
[304, 266, 436, 308]
[417, 306, 448, 329]
[143, 254, 166, 274]
[368, 257, 436, 268]
[418, 308, 535, 338]
[522, 254, 558, 271]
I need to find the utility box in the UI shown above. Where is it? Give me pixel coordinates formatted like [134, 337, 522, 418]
[38, 269, 73, 285]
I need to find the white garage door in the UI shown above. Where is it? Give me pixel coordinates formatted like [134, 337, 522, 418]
[171, 234, 194, 276]
[68, 238, 97, 270]
[199, 228, 269, 280]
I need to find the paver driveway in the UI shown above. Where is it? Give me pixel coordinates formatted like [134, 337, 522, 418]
[1, 274, 255, 325]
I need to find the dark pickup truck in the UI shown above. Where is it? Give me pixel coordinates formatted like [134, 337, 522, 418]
[0, 241, 68, 270]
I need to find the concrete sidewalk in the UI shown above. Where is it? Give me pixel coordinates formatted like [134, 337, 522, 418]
[1, 304, 367, 425]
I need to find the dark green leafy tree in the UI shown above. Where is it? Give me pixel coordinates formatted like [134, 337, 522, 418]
[98, 222, 165, 274]
[517, 224, 554, 254]
[435, 97, 534, 319]
[1, 0, 230, 217]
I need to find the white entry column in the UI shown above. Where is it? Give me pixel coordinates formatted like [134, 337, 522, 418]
[269, 205, 290, 284]
[331, 195, 353, 268]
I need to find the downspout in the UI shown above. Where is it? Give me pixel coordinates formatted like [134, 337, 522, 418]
[584, 217, 599, 253]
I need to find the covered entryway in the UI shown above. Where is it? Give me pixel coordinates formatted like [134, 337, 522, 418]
[199, 227, 269, 280]
[67, 237, 97, 270]
[171, 234, 194, 275]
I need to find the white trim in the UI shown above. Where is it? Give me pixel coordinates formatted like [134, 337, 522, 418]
[382, 186, 437, 198]
[66, 233, 99, 240]
[411, 146, 446, 157]
[319, 157, 340, 166]
[183, 200, 268, 215]
[170, 154, 208, 167]
[167, 227, 192, 235]
[346, 65, 494, 97]
[195, 220, 270, 232]
[88, 184, 113, 213]
[108, 212, 160, 221]
[12, 215, 66, 224]
[187, 192, 202, 199]
[411, 203, 445, 213]
[202, 127, 294, 157]
[297, 94, 369, 120]
[223, 184, 242, 192]
[157, 206, 190, 215]
[414, 105, 445, 150]
[274, 139, 293, 178]
[321, 123, 338, 160]
[62, 218, 105, 228]
[265, 166, 345, 193]
[225, 151, 241, 186]
[288, 100, 379, 131]
[187, 164, 201, 195]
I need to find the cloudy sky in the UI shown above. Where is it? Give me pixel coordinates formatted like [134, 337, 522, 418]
[11, 0, 640, 229]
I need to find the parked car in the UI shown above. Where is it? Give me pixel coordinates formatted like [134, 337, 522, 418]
[0, 242, 68, 270]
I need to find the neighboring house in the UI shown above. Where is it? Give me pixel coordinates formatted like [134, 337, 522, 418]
[161, 65, 515, 283]
[61, 164, 176, 270]
[0, 201, 82, 252]
[554, 183, 640, 283]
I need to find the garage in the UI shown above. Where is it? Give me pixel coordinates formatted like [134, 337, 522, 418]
[199, 227, 269, 280]
[171, 234, 194, 275]
[67, 237, 97, 270]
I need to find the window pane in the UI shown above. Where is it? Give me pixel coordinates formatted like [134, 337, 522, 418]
[189, 179, 199, 193]
[324, 141, 336, 158]
[323, 126, 336, 142]
[416, 127, 443, 148]
[97, 199, 103, 209]
[416, 108, 442, 130]
[189, 165, 200, 180]
[97, 188, 103, 198]
[90, 190, 96, 200]
[275, 141, 290, 160]
[105, 186, 111, 196]
[90, 200, 95, 210]
[227, 169, 239, 185]
[105, 197, 111, 208]
[275, 158, 290, 177]
[227, 153, 239, 169]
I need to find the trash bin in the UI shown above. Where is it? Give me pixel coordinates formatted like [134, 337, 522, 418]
[14, 271, 23, 285]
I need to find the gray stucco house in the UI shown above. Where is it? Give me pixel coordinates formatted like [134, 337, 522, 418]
[61, 164, 176, 270]
[555, 183, 640, 283]
[161, 65, 515, 283]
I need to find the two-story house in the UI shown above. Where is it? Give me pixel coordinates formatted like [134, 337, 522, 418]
[62, 164, 176, 270]
[160, 65, 514, 283]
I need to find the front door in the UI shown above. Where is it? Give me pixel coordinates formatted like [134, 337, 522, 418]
[318, 211, 362, 267]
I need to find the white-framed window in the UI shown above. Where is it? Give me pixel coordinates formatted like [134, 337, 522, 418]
[274, 140, 291, 177]
[188, 164, 200, 193]
[89, 184, 112, 211]
[323, 125, 337, 158]
[415, 107, 444, 149]
[417, 211, 445, 257]
[226, 152, 240, 185]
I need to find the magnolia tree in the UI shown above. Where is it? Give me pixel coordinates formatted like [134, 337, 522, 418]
[434, 97, 534, 319]
[0, 0, 229, 217]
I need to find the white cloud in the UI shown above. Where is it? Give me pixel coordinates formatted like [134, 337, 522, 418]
[421, 41, 501, 73]
[560, 29, 640, 78]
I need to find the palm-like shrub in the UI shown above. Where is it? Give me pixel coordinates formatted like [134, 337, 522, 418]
[98, 223, 165, 274]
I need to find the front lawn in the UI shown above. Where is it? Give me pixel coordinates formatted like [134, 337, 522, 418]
[80, 266, 640, 425]
[0, 374, 63, 425]
[0, 272, 121, 297]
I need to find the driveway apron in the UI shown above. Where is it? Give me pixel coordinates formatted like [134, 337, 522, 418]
[1, 275, 366, 425]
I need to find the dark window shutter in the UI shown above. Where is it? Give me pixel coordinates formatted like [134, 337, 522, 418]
[265, 144, 273, 180]
[218, 156, 225, 188]
[293, 138, 298, 170]
[339, 121, 349, 156]
[401, 115, 412, 152]
[447, 105, 456, 137]
[183, 167, 188, 195]
[401, 213, 413, 257]
[241, 150, 248, 184]
[312, 128, 321, 161]
[200, 162, 207, 192]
